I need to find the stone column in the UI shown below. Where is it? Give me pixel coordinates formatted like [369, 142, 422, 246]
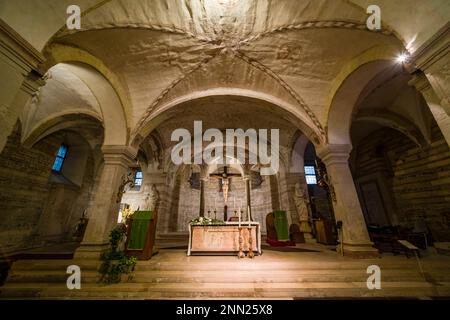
[409, 25, 450, 146]
[243, 175, 252, 221]
[409, 71, 450, 146]
[0, 20, 45, 153]
[74, 146, 136, 259]
[199, 178, 206, 217]
[317, 145, 378, 258]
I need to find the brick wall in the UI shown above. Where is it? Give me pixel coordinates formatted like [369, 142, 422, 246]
[0, 123, 61, 254]
[353, 125, 450, 241]
[0, 123, 96, 254]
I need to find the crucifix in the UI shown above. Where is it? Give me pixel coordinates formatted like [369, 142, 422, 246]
[210, 166, 241, 221]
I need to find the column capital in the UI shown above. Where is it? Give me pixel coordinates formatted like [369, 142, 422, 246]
[101, 145, 137, 168]
[21, 70, 46, 96]
[408, 71, 432, 93]
[316, 144, 352, 166]
[410, 22, 449, 72]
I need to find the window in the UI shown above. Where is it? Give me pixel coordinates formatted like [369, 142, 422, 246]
[52, 144, 68, 172]
[304, 165, 317, 185]
[134, 171, 143, 186]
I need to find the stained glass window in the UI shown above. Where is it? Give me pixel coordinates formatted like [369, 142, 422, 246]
[52, 145, 68, 172]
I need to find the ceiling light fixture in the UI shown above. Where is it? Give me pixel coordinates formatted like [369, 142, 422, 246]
[396, 53, 409, 64]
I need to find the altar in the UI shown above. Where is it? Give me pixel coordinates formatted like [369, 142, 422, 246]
[187, 222, 262, 256]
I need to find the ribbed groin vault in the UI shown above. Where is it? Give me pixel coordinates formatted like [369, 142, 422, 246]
[0, 0, 450, 299]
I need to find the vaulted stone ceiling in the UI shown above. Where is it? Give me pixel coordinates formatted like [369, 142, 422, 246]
[45, 0, 403, 139]
[2, 0, 448, 148]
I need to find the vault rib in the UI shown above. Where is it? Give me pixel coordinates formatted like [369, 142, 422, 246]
[131, 49, 223, 138]
[239, 20, 394, 46]
[233, 50, 326, 140]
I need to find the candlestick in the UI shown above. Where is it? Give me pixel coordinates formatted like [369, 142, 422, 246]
[238, 209, 241, 227]
[248, 205, 251, 226]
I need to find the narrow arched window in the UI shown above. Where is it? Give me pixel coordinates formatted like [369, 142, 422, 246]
[134, 170, 143, 187]
[52, 144, 68, 173]
[304, 166, 317, 185]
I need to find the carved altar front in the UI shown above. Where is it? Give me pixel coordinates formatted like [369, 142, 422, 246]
[187, 222, 262, 256]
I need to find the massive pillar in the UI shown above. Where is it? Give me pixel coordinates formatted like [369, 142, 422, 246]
[317, 145, 378, 258]
[0, 20, 45, 153]
[410, 25, 450, 146]
[75, 146, 136, 259]
[243, 175, 252, 221]
[409, 72, 450, 146]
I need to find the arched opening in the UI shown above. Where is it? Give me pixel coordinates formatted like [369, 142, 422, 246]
[347, 62, 450, 250]
[0, 120, 103, 255]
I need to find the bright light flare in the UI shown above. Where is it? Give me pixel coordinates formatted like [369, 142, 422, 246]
[396, 53, 409, 64]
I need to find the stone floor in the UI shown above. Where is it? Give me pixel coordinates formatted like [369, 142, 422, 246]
[2, 239, 450, 299]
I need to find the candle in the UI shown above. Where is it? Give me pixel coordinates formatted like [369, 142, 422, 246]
[233, 197, 236, 209]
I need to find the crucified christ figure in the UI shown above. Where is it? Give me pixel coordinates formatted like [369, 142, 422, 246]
[210, 166, 240, 221]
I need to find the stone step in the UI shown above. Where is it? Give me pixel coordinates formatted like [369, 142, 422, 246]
[8, 269, 438, 284]
[2, 281, 450, 299]
[10, 256, 450, 273]
[156, 233, 189, 240]
[4, 249, 450, 299]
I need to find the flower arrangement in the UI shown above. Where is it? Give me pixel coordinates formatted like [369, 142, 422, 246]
[120, 207, 134, 222]
[190, 216, 224, 225]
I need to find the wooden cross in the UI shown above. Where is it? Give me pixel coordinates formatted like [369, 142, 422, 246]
[210, 166, 241, 221]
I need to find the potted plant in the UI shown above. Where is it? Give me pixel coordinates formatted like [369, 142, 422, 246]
[99, 224, 137, 284]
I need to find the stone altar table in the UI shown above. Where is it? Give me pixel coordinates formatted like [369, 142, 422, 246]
[187, 222, 262, 256]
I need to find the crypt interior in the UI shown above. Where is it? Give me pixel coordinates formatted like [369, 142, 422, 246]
[0, 0, 450, 299]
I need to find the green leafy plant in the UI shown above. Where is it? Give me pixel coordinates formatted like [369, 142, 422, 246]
[190, 216, 224, 225]
[99, 224, 137, 284]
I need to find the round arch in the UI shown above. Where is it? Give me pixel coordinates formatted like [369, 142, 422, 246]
[326, 45, 404, 145]
[43, 46, 130, 145]
[131, 89, 324, 149]
[21, 110, 104, 149]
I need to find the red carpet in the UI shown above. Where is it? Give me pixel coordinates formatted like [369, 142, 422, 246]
[266, 239, 296, 247]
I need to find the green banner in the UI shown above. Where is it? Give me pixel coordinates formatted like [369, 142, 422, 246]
[273, 211, 289, 241]
[128, 211, 153, 250]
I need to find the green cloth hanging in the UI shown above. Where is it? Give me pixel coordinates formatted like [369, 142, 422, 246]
[128, 211, 153, 250]
[273, 211, 289, 241]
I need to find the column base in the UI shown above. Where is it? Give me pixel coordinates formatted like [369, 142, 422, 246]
[337, 242, 380, 259]
[74, 242, 110, 260]
[304, 236, 317, 244]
